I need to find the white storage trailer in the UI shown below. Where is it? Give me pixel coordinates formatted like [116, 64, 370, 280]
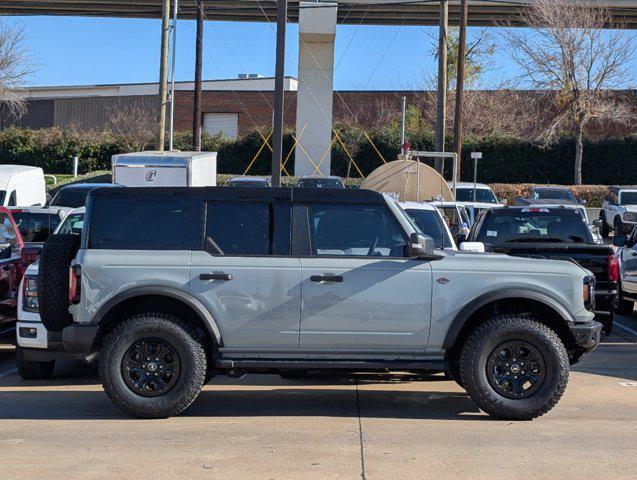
[111, 151, 217, 187]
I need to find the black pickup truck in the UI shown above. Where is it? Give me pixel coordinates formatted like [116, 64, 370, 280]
[465, 206, 616, 333]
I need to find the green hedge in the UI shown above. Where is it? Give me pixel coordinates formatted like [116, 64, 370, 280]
[2, 126, 637, 185]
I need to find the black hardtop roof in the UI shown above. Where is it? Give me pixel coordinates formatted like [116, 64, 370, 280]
[89, 186, 387, 204]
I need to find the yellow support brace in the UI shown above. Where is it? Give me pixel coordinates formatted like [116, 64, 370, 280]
[334, 132, 365, 178]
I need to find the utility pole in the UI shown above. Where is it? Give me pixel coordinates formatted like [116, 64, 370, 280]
[271, 0, 287, 188]
[400, 96, 406, 153]
[192, 0, 204, 151]
[435, 0, 448, 174]
[168, 0, 179, 151]
[452, 0, 469, 181]
[156, 0, 171, 151]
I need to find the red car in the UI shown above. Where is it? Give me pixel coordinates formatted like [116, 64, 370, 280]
[0, 207, 30, 334]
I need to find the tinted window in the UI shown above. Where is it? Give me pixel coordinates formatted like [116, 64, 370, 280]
[8, 191, 16, 207]
[309, 204, 406, 257]
[0, 213, 19, 248]
[297, 179, 344, 189]
[225, 180, 269, 187]
[90, 196, 197, 249]
[50, 188, 91, 208]
[477, 209, 592, 244]
[56, 213, 84, 235]
[532, 189, 576, 202]
[206, 202, 273, 255]
[620, 192, 637, 205]
[11, 212, 61, 243]
[405, 209, 450, 249]
[456, 188, 497, 203]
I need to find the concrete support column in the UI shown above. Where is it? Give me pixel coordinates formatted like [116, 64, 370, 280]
[294, 2, 337, 177]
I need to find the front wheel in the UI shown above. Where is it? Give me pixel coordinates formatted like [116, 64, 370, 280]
[100, 313, 207, 418]
[460, 316, 569, 420]
[16, 346, 55, 380]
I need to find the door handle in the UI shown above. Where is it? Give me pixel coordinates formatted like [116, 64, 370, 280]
[199, 273, 233, 281]
[310, 274, 343, 283]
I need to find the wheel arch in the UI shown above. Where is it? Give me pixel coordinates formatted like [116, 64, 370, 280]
[93, 286, 223, 348]
[443, 289, 577, 353]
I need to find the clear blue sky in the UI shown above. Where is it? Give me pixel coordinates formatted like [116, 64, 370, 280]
[7, 15, 635, 90]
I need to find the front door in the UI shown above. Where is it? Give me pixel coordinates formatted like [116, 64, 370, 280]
[299, 203, 433, 353]
[189, 199, 302, 351]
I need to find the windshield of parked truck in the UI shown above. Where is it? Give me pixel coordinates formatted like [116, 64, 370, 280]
[477, 209, 592, 244]
[456, 187, 498, 203]
[297, 178, 344, 189]
[532, 188, 576, 202]
[620, 191, 637, 205]
[11, 212, 61, 243]
[50, 188, 91, 208]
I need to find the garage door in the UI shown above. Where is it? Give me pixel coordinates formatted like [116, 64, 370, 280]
[203, 113, 239, 139]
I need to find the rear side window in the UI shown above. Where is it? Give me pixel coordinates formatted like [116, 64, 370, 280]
[89, 196, 200, 249]
[205, 202, 290, 256]
[308, 204, 407, 257]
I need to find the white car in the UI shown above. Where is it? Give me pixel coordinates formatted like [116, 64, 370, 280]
[451, 182, 499, 204]
[600, 186, 637, 238]
[399, 201, 457, 250]
[16, 207, 85, 379]
[429, 201, 471, 241]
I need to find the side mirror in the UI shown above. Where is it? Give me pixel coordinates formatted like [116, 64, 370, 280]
[592, 218, 603, 229]
[409, 233, 437, 259]
[613, 235, 628, 247]
[21, 246, 42, 264]
[460, 242, 486, 253]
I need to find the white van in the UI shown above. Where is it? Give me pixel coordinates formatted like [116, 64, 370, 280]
[0, 165, 47, 207]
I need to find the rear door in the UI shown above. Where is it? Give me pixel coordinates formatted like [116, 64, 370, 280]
[297, 202, 432, 353]
[189, 191, 302, 350]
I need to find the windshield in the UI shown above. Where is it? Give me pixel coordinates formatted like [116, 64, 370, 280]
[11, 212, 61, 243]
[225, 180, 269, 187]
[456, 187, 498, 203]
[405, 209, 452, 249]
[620, 192, 637, 205]
[477, 209, 591, 244]
[297, 178, 344, 189]
[55, 213, 85, 235]
[532, 189, 576, 202]
[50, 188, 91, 208]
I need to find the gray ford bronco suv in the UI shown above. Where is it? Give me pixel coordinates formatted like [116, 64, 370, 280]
[37, 187, 602, 419]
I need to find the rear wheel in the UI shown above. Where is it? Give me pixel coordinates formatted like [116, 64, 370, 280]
[460, 315, 569, 420]
[16, 346, 55, 380]
[100, 313, 207, 418]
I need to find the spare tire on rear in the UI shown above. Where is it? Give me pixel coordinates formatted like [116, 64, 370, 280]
[38, 234, 81, 332]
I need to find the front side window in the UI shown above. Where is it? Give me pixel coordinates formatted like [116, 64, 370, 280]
[620, 192, 637, 205]
[56, 213, 85, 235]
[309, 204, 407, 257]
[205, 202, 271, 255]
[90, 197, 196, 249]
[406, 209, 450, 249]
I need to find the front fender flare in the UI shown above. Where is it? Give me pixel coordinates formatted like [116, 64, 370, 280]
[92, 285, 223, 346]
[442, 288, 575, 350]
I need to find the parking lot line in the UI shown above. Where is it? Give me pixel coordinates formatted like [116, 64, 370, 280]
[0, 368, 17, 379]
[614, 320, 637, 337]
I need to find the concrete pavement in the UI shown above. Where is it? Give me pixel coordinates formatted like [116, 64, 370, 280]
[0, 317, 636, 480]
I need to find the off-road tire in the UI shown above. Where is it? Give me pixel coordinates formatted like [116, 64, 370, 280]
[38, 234, 81, 332]
[16, 346, 55, 380]
[460, 315, 569, 420]
[100, 313, 207, 419]
[600, 213, 610, 238]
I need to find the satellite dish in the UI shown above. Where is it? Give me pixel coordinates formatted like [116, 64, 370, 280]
[360, 159, 453, 202]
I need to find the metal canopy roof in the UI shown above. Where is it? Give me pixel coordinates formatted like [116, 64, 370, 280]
[0, 0, 636, 27]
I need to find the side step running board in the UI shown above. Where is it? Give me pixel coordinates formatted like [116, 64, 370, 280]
[215, 358, 447, 371]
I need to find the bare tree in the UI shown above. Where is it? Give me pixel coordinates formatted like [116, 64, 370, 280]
[107, 101, 156, 151]
[0, 19, 32, 126]
[502, 0, 636, 184]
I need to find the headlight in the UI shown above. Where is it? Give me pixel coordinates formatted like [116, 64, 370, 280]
[22, 275, 39, 313]
[623, 212, 637, 222]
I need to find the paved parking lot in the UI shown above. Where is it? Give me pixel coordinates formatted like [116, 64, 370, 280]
[1, 314, 636, 480]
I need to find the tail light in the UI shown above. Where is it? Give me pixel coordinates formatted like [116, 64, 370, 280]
[583, 275, 595, 311]
[69, 265, 81, 304]
[22, 275, 39, 312]
[608, 254, 619, 283]
[21, 246, 42, 265]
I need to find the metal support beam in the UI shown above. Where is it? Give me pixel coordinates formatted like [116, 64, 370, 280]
[434, 0, 447, 174]
[452, 0, 468, 181]
[156, 0, 171, 151]
[271, 0, 287, 187]
[192, 0, 204, 151]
